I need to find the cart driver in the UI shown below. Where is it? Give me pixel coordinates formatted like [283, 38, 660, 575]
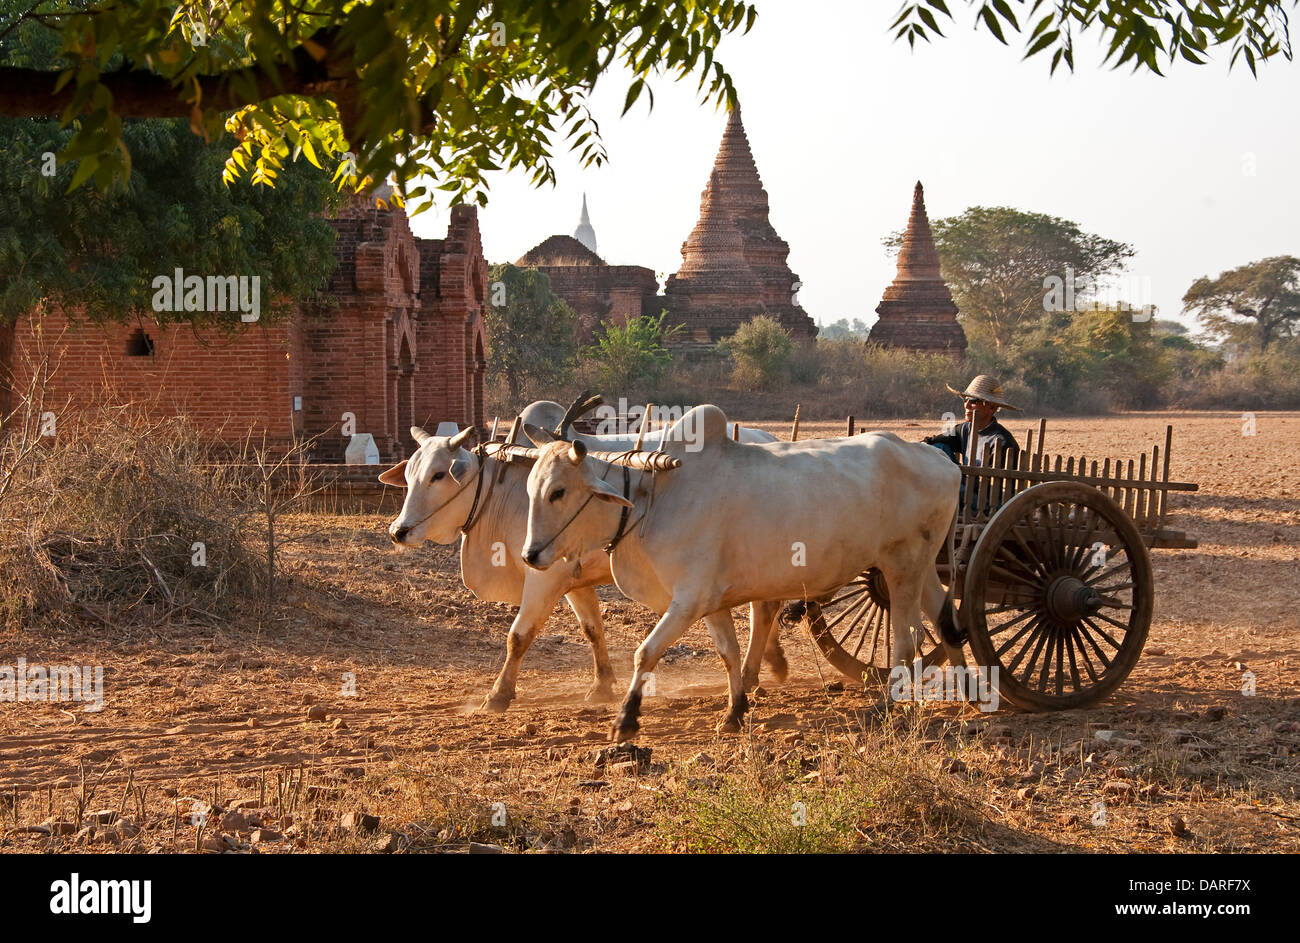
[923, 375, 1022, 467]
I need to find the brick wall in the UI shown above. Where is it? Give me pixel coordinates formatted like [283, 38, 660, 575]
[8, 311, 299, 444]
[1, 195, 490, 463]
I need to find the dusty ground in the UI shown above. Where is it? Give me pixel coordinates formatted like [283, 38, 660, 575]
[1, 411, 1297, 853]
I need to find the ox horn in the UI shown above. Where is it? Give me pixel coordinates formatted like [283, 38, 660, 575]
[524, 423, 559, 447]
[568, 439, 587, 465]
[554, 391, 604, 439]
[411, 426, 432, 445]
[448, 426, 477, 451]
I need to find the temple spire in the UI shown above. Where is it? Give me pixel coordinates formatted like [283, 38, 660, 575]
[893, 181, 943, 281]
[573, 192, 597, 254]
[663, 103, 815, 343]
[867, 180, 967, 359]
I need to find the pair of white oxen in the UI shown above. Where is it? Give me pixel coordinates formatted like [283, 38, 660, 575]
[381, 401, 966, 742]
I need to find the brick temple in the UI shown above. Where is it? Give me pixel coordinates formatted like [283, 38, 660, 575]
[1, 193, 488, 462]
[515, 203, 659, 342]
[868, 181, 967, 358]
[663, 106, 815, 344]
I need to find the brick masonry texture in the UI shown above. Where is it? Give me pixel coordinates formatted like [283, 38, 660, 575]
[515, 235, 659, 342]
[663, 105, 816, 344]
[868, 181, 968, 359]
[1, 193, 488, 463]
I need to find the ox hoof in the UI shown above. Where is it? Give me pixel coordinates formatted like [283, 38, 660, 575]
[479, 693, 513, 714]
[765, 655, 789, 684]
[585, 684, 617, 704]
[610, 715, 640, 743]
[716, 715, 743, 735]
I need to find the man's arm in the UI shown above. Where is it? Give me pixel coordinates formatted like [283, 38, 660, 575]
[922, 422, 967, 464]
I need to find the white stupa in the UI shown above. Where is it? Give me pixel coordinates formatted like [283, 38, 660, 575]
[573, 193, 597, 255]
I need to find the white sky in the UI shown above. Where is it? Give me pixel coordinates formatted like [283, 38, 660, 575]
[408, 1, 1300, 332]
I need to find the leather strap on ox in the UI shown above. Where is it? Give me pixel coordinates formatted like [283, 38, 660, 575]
[603, 463, 634, 554]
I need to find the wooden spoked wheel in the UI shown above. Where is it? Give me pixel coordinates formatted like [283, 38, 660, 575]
[806, 567, 947, 686]
[964, 481, 1154, 710]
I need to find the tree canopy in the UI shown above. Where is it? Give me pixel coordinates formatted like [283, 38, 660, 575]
[1182, 255, 1300, 349]
[0, 1, 758, 211]
[892, 1, 1298, 75]
[0, 115, 342, 324]
[1, 2, 1293, 212]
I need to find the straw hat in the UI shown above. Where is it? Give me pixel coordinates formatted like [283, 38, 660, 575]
[946, 375, 1021, 411]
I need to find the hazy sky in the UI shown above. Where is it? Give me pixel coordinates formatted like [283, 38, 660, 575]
[408, 2, 1299, 333]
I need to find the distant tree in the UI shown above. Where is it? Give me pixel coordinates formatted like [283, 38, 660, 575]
[721, 315, 794, 391]
[484, 264, 578, 403]
[891, 1, 1296, 76]
[817, 317, 870, 341]
[582, 312, 681, 393]
[1182, 256, 1300, 350]
[887, 206, 1134, 353]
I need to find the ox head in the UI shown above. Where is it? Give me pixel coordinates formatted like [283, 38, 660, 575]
[378, 425, 478, 546]
[520, 424, 632, 570]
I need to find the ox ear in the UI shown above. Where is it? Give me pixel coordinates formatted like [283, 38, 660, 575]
[589, 475, 634, 508]
[568, 439, 587, 465]
[524, 423, 558, 447]
[378, 460, 409, 488]
[411, 426, 432, 445]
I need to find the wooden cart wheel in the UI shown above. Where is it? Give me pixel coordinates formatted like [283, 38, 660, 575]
[963, 481, 1154, 710]
[806, 567, 947, 686]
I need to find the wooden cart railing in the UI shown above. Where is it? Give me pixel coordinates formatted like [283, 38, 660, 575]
[955, 421, 1198, 550]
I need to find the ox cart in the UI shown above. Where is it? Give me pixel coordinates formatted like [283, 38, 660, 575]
[803, 420, 1198, 710]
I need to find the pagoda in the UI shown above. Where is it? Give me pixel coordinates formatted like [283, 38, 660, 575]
[868, 181, 967, 358]
[573, 193, 597, 254]
[664, 106, 815, 343]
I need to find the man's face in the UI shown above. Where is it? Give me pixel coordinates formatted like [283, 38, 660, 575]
[964, 397, 997, 431]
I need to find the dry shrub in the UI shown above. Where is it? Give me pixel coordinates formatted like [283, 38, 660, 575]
[0, 394, 271, 631]
[659, 713, 988, 853]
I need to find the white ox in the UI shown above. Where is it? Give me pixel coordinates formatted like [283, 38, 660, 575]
[379, 401, 785, 712]
[521, 405, 967, 740]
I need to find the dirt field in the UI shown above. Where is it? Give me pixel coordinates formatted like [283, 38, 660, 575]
[2, 411, 1297, 853]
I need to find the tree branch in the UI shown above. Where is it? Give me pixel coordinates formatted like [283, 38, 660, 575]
[0, 26, 347, 120]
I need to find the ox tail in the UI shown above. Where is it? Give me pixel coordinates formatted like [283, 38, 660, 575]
[938, 510, 967, 646]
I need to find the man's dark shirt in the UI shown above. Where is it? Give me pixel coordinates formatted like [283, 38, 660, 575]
[923, 419, 1021, 467]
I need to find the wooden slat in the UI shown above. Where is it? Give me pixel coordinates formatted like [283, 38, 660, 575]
[1037, 418, 1047, 459]
[847, 415, 855, 437]
[1024, 428, 1034, 461]
[1137, 452, 1149, 529]
[1090, 460, 1098, 477]
[1125, 459, 1136, 515]
[1066, 456, 1075, 475]
[978, 450, 994, 517]
[1151, 445, 1161, 526]
[496, 416, 522, 483]
[1160, 424, 1173, 523]
[1054, 454, 1063, 472]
